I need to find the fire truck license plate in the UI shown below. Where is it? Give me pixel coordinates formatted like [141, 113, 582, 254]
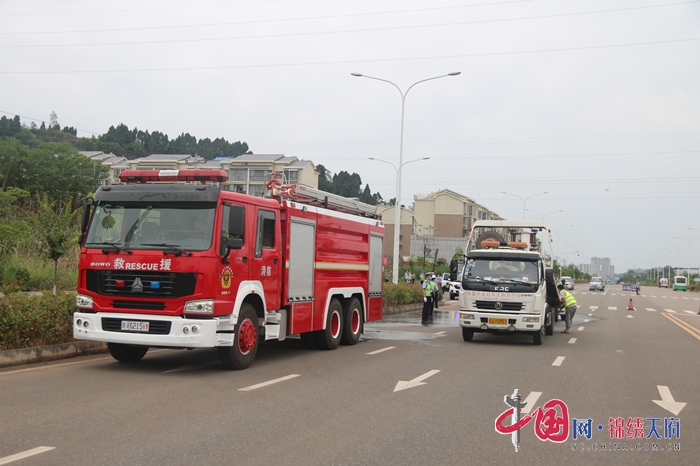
[488, 318, 508, 325]
[121, 320, 149, 332]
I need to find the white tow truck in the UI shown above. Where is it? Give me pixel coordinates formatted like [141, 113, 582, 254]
[452, 221, 560, 345]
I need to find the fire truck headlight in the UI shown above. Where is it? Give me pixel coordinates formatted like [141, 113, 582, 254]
[184, 300, 214, 314]
[461, 313, 475, 320]
[522, 316, 540, 323]
[76, 294, 93, 309]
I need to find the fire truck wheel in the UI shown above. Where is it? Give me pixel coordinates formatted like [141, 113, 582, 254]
[340, 297, 362, 346]
[107, 343, 148, 363]
[314, 298, 343, 350]
[218, 304, 259, 370]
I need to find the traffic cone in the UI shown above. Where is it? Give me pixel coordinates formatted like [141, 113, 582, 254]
[627, 298, 635, 311]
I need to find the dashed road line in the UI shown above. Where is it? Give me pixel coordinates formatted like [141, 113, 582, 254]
[367, 346, 395, 355]
[239, 374, 301, 391]
[646, 308, 657, 312]
[608, 306, 617, 310]
[0, 447, 55, 465]
[521, 391, 542, 414]
[589, 306, 598, 310]
[683, 310, 695, 315]
[578, 326, 585, 331]
[584, 319, 590, 323]
[552, 356, 565, 366]
[664, 309, 677, 313]
[568, 338, 577, 344]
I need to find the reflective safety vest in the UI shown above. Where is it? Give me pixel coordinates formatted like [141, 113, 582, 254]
[561, 289, 577, 307]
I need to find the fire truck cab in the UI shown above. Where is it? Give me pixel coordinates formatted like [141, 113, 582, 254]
[73, 170, 384, 369]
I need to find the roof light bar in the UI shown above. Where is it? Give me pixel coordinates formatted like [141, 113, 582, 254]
[119, 169, 229, 183]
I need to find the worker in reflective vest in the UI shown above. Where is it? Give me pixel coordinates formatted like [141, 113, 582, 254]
[422, 277, 434, 325]
[558, 283, 578, 334]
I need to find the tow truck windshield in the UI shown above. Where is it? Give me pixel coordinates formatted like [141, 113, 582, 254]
[84, 202, 216, 252]
[463, 258, 539, 291]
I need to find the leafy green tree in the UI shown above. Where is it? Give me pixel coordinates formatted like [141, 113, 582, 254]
[0, 187, 31, 256]
[31, 194, 79, 295]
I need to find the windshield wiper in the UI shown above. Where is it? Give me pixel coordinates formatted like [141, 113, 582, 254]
[467, 276, 500, 285]
[93, 241, 132, 255]
[86, 241, 133, 254]
[141, 243, 193, 256]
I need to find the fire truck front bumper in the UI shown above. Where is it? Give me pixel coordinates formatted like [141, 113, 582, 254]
[73, 312, 235, 348]
[458, 311, 543, 333]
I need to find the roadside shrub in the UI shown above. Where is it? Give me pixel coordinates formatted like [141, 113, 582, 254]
[0, 292, 76, 350]
[383, 282, 423, 306]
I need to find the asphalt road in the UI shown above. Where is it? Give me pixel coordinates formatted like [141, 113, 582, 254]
[0, 285, 698, 465]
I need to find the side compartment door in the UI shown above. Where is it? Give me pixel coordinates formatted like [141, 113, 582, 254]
[253, 208, 281, 310]
[217, 203, 250, 305]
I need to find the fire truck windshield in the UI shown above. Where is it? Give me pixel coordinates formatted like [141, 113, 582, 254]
[84, 202, 216, 252]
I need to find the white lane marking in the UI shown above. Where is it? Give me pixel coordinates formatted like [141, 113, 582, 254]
[239, 374, 301, 391]
[521, 391, 542, 414]
[682, 297, 689, 300]
[162, 361, 217, 374]
[578, 326, 585, 331]
[589, 305, 598, 310]
[568, 338, 577, 344]
[652, 385, 687, 416]
[651, 295, 657, 297]
[693, 298, 700, 301]
[432, 331, 447, 336]
[0, 447, 55, 465]
[683, 310, 695, 314]
[394, 370, 440, 392]
[367, 346, 395, 355]
[588, 313, 592, 316]
[664, 309, 677, 313]
[626, 315, 635, 319]
[672, 297, 678, 300]
[552, 356, 565, 366]
[646, 308, 657, 312]
[608, 306, 617, 310]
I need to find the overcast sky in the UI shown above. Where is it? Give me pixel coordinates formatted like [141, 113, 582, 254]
[1, 0, 699, 273]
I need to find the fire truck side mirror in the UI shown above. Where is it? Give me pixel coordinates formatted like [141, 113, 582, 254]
[226, 237, 243, 250]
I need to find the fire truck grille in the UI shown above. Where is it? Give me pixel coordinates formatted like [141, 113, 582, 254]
[474, 300, 523, 311]
[86, 270, 197, 298]
[102, 317, 172, 335]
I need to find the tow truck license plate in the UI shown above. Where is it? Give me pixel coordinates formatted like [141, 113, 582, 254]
[121, 320, 149, 332]
[488, 318, 508, 325]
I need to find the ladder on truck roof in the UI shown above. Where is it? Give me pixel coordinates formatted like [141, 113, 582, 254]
[266, 181, 378, 218]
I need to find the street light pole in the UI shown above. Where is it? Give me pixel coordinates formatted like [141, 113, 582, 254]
[552, 224, 574, 269]
[501, 191, 548, 220]
[353, 71, 461, 284]
[525, 208, 563, 223]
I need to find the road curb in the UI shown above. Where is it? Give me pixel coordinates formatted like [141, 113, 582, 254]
[0, 341, 109, 369]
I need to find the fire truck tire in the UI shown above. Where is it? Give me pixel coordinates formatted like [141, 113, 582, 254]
[340, 297, 362, 346]
[462, 328, 474, 341]
[314, 298, 343, 350]
[533, 327, 544, 345]
[218, 304, 259, 370]
[107, 343, 148, 363]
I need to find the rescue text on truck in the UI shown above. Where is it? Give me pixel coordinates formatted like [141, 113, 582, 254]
[73, 169, 385, 369]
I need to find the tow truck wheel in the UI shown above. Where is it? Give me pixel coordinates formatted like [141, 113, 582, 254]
[314, 298, 343, 350]
[545, 307, 555, 335]
[218, 303, 259, 370]
[462, 328, 474, 341]
[107, 343, 148, 363]
[340, 297, 362, 346]
[533, 327, 544, 345]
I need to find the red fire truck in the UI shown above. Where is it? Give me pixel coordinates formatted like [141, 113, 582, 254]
[73, 169, 385, 369]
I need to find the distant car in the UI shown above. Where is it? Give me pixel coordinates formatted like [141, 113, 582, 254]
[441, 273, 451, 292]
[659, 278, 669, 288]
[589, 277, 605, 291]
[449, 273, 462, 300]
[560, 276, 574, 290]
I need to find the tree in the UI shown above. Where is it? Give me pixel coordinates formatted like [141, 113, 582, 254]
[316, 164, 333, 192]
[31, 194, 79, 295]
[0, 187, 31, 257]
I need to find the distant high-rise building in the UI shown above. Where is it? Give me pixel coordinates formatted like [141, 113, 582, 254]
[590, 257, 613, 279]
